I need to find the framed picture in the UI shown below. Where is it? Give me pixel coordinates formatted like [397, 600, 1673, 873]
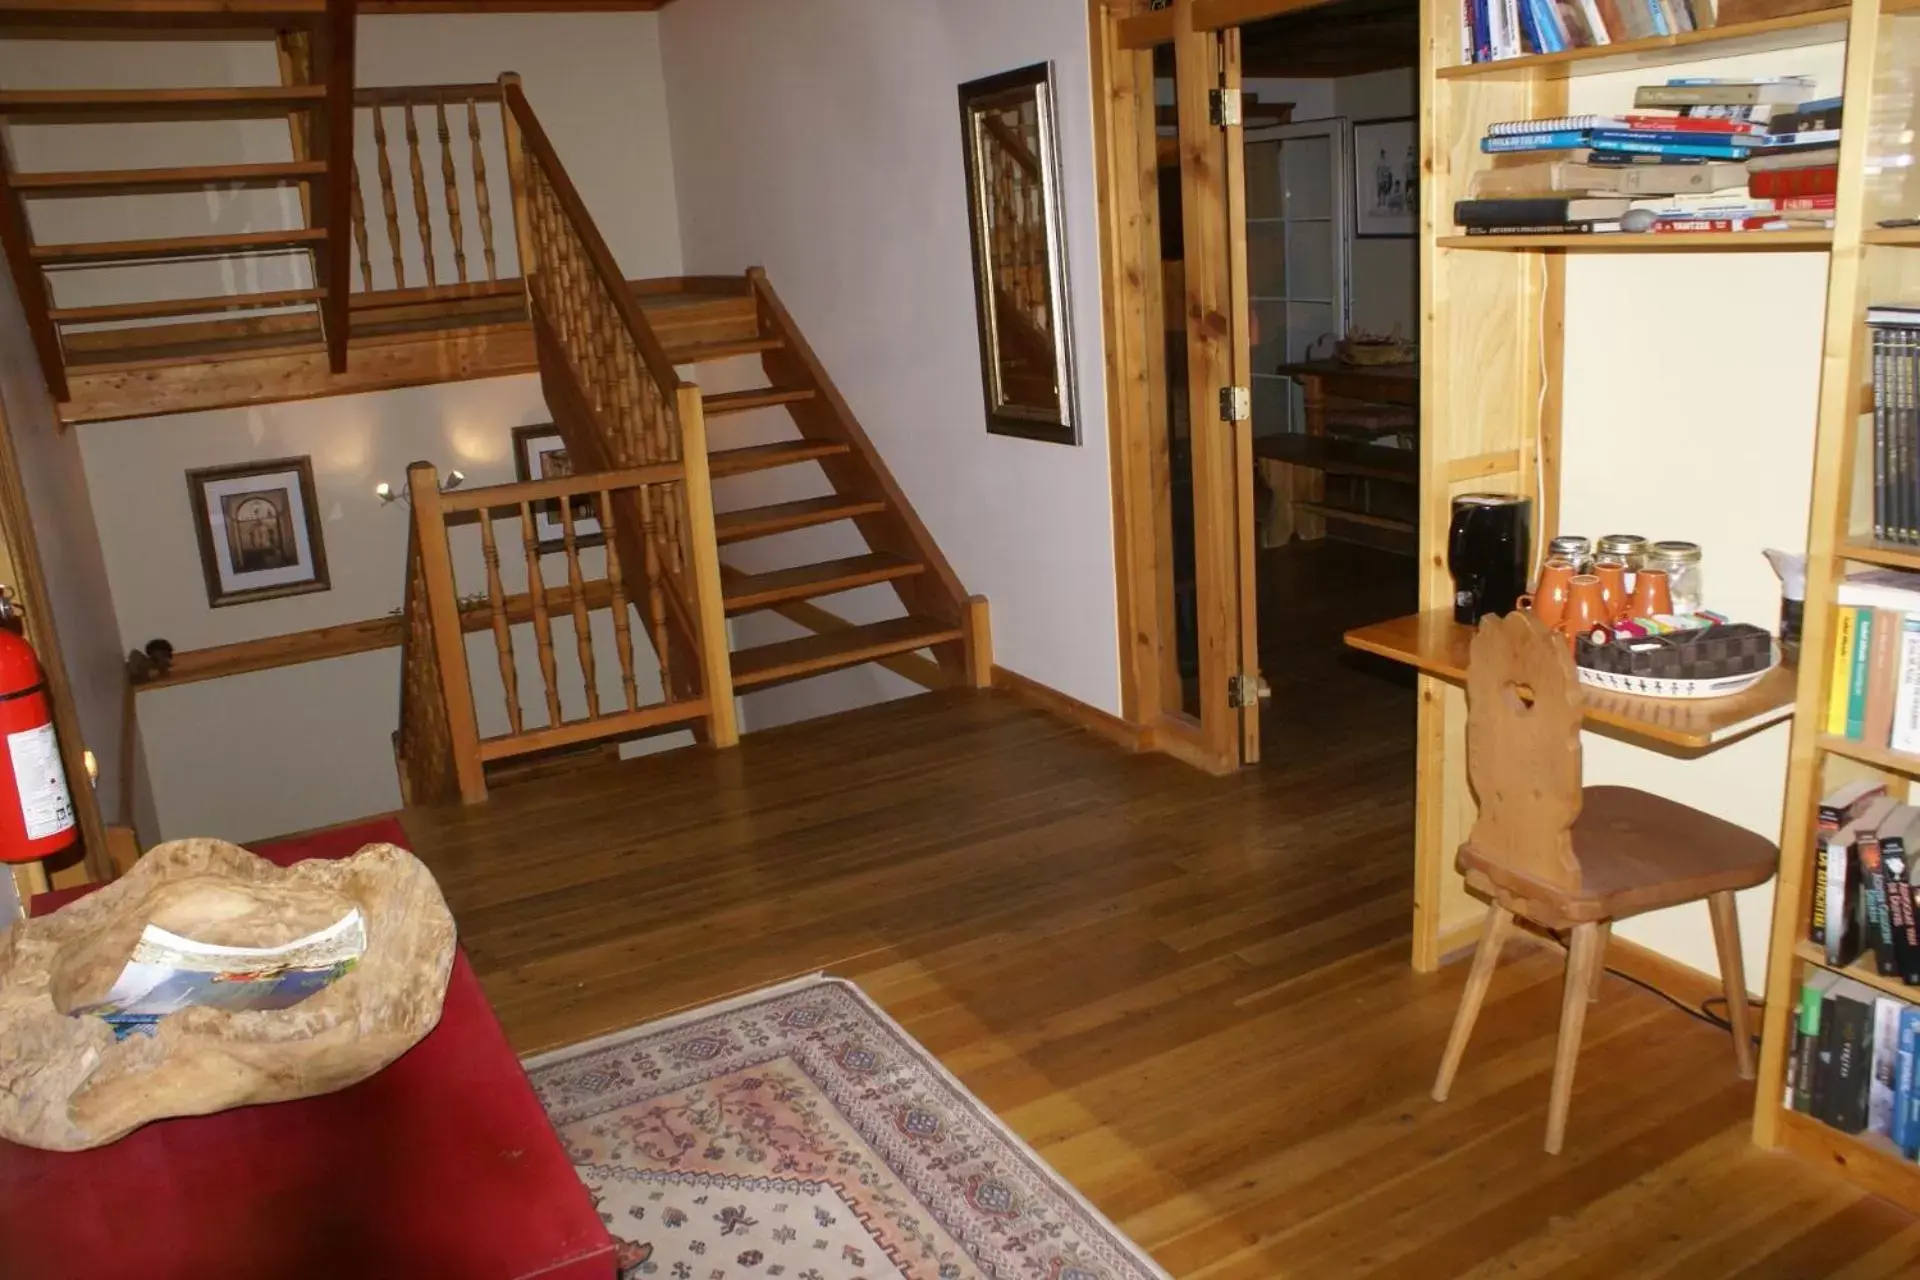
[185, 457, 330, 608]
[512, 424, 604, 553]
[1351, 117, 1418, 239]
[958, 62, 1080, 445]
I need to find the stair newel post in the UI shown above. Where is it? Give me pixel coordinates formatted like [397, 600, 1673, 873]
[498, 73, 539, 297]
[315, 0, 355, 374]
[409, 462, 488, 803]
[674, 386, 739, 749]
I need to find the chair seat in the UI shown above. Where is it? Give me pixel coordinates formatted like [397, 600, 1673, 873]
[1459, 785, 1778, 927]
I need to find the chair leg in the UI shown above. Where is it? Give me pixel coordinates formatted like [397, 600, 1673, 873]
[1708, 890, 1757, 1080]
[1588, 922, 1612, 1003]
[1546, 921, 1602, 1154]
[1432, 904, 1512, 1103]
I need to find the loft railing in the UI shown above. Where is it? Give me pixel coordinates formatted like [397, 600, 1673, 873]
[350, 82, 519, 307]
[395, 460, 729, 806]
[499, 72, 737, 742]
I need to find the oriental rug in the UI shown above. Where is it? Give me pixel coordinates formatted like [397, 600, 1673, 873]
[527, 975, 1168, 1280]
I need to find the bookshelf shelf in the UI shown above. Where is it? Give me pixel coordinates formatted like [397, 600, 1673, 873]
[1793, 938, 1920, 1002]
[1433, 8, 1850, 80]
[1818, 734, 1920, 776]
[1864, 227, 1920, 247]
[1437, 231, 1834, 251]
[1838, 538, 1920, 570]
[1777, 1109, 1920, 1211]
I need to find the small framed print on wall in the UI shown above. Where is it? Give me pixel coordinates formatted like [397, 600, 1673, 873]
[1351, 116, 1418, 239]
[512, 424, 605, 554]
[185, 456, 330, 609]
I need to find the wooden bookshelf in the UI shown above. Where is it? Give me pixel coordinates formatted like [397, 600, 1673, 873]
[1434, 6, 1849, 78]
[1745, 0, 1920, 1216]
[1437, 230, 1833, 250]
[1793, 939, 1920, 1000]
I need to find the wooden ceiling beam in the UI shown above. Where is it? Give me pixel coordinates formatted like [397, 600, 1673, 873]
[358, 1, 672, 12]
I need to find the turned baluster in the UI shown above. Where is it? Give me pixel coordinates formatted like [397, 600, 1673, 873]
[598, 491, 639, 712]
[436, 97, 468, 285]
[557, 494, 600, 720]
[349, 161, 372, 292]
[477, 511, 522, 736]
[468, 98, 497, 282]
[405, 104, 438, 286]
[519, 501, 563, 726]
[372, 104, 406, 289]
[634, 483, 671, 696]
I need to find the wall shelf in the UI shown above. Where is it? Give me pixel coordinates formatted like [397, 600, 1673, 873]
[1839, 538, 1920, 570]
[1438, 231, 1833, 251]
[1434, 8, 1850, 80]
[1865, 227, 1920, 247]
[1816, 734, 1920, 776]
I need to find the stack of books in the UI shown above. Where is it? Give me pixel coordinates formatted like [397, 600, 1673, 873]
[1455, 77, 1839, 236]
[1823, 570, 1920, 753]
[1872, 305, 1920, 544]
[1461, 0, 1716, 63]
[1790, 782, 1920, 1152]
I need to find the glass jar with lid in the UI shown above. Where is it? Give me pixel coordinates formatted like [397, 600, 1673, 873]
[1646, 540, 1703, 614]
[1594, 534, 1650, 571]
[1547, 535, 1592, 574]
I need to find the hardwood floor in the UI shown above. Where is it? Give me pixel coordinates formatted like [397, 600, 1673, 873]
[400, 688, 1920, 1278]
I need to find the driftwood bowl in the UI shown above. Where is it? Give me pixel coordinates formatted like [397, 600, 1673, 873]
[0, 838, 456, 1152]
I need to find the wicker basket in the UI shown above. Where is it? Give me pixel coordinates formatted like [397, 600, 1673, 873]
[1336, 338, 1416, 366]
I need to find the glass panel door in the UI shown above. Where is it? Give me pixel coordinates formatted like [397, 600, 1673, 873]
[1245, 120, 1350, 441]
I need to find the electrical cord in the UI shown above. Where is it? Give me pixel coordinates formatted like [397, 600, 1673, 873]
[1601, 963, 1764, 1054]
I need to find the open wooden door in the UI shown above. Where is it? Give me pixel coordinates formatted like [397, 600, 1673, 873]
[1167, 6, 1263, 770]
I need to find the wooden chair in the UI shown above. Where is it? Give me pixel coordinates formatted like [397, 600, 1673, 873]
[1430, 611, 1777, 1153]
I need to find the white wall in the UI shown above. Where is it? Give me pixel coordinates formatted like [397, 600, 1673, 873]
[1561, 42, 1846, 986]
[660, 0, 1121, 719]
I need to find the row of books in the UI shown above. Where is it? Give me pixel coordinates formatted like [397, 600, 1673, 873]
[1820, 571, 1920, 753]
[1794, 782, 1920, 1151]
[1461, 0, 1720, 62]
[1784, 967, 1920, 1151]
[1458, 79, 1838, 236]
[1872, 307, 1920, 545]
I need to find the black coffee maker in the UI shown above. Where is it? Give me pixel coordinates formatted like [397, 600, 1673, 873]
[1448, 493, 1532, 625]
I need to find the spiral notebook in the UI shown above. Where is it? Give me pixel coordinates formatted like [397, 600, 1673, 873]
[1486, 115, 1627, 137]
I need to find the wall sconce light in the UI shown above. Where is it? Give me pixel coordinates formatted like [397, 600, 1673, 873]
[375, 470, 465, 507]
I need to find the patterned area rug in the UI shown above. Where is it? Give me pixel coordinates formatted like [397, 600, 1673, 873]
[527, 975, 1168, 1280]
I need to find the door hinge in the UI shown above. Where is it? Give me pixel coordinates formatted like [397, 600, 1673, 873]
[1209, 87, 1243, 128]
[1219, 385, 1251, 423]
[1228, 673, 1271, 710]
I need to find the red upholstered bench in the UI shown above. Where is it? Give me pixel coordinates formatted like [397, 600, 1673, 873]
[0, 818, 615, 1280]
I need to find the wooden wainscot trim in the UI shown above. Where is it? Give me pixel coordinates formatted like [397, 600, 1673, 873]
[992, 665, 1147, 751]
[1433, 908, 1739, 1014]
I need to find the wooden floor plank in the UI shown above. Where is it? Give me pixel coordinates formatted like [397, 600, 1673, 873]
[390, 541, 1913, 1279]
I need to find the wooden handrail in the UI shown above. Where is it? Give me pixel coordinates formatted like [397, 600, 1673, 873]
[436, 461, 685, 514]
[354, 82, 502, 107]
[499, 76, 683, 395]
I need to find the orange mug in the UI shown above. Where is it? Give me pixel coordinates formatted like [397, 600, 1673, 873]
[1594, 563, 1627, 620]
[1563, 574, 1609, 637]
[1518, 558, 1576, 629]
[1631, 567, 1673, 617]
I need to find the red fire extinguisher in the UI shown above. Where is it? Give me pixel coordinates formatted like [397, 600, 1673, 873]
[0, 628, 78, 863]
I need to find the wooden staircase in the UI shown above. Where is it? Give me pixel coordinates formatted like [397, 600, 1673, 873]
[0, 0, 358, 400]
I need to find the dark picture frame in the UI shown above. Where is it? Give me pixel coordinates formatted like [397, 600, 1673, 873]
[1351, 116, 1418, 239]
[185, 456, 330, 608]
[958, 61, 1080, 445]
[512, 424, 605, 554]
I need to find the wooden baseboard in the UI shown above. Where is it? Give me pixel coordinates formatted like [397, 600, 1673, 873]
[1429, 912, 1735, 1016]
[991, 666, 1145, 751]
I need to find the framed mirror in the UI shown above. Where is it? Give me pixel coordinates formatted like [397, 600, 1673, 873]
[959, 62, 1079, 445]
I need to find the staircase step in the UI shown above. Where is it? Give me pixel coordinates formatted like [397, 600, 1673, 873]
[701, 385, 816, 417]
[51, 287, 326, 325]
[0, 86, 329, 121]
[33, 227, 328, 266]
[662, 336, 784, 365]
[714, 495, 888, 545]
[707, 440, 852, 479]
[732, 615, 966, 690]
[723, 553, 925, 614]
[13, 160, 329, 197]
